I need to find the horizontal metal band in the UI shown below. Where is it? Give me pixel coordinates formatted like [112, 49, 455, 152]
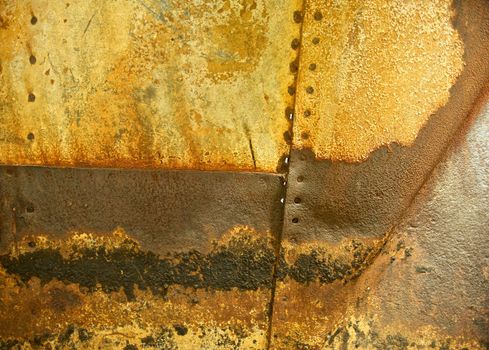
[0, 166, 284, 255]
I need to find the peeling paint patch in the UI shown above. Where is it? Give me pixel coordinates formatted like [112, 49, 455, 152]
[0, 231, 383, 348]
[294, 0, 464, 162]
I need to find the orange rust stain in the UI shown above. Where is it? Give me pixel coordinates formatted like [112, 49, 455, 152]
[0, 0, 301, 172]
[0, 228, 272, 348]
[0, 275, 268, 349]
[294, 0, 464, 162]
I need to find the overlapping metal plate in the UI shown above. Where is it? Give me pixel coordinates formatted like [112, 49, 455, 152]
[0, 0, 488, 349]
[272, 0, 489, 348]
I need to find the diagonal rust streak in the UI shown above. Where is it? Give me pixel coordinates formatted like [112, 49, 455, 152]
[352, 79, 489, 282]
[265, 1, 308, 348]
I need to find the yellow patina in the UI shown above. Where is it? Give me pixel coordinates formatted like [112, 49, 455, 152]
[294, 0, 464, 161]
[0, 0, 300, 171]
[0, 0, 464, 168]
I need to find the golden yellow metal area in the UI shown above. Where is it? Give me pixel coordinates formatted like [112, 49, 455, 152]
[0, 0, 466, 167]
[294, 0, 464, 162]
[0, 0, 300, 171]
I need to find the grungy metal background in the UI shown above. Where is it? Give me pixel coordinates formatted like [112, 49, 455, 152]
[0, 0, 301, 172]
[0, 0, 488, 349]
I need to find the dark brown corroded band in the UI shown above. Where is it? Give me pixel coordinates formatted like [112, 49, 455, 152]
[0, 237, 276, 299]
[0, 166, 284, 255]
[0, 236, 373, 299]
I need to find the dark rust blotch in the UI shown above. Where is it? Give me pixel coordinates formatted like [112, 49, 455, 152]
[0, 236, 276, 300]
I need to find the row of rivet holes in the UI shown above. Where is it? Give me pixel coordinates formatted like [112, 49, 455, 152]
[4, 15, 40, 224]
[282, 9, 324, 225]
[24, 14, 40, 143]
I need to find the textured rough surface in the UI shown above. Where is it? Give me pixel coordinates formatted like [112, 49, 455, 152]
[293, 0, 464, 162]
[283, 0, 489, 244]
[1, 0, 489, 349]
[0, 0, 300, 172]
[352, 102, 489, 348]
[0, 169, 284, 349]
[0, 167, 284, 254]
[0, 229, 273, 349]
[318, 101, 489, 350]
[270, 77, 489, 350]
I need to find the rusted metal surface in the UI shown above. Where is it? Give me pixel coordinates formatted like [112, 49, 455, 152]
[0, 230, 275, 349]
[282, 0, 489, 245]
[0, 0, 301, 172]
[293, 0, 464, 162]
[272, 100, 489, 349]
[0, 0, 488, 349]
[0, 169, 284, 349]
[338, 101, 489, 349]
[271, 100, 489, 349]
[271, 0, 489, 348]
[0, 167, 283, 253]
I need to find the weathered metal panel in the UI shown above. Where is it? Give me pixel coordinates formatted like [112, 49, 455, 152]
[293, 0, 464, 162]
[0, 0, 488, 349]
[0, 0, 301, 172]
[273, 99, 489, 349]
[0, 0, 302, 348]
[271, 0, 489, 348]
[324, 100, 489, 349]
[271, 99, 489, 349]
[283, 0, 489, 244]
[0, 169, 284, 349]
[0, 167, 283, 253]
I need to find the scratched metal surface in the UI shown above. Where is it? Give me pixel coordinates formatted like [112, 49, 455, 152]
[0, 0, 488, 349]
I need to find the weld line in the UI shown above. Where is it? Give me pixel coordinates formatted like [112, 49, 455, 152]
[265, 0, 308, 348]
